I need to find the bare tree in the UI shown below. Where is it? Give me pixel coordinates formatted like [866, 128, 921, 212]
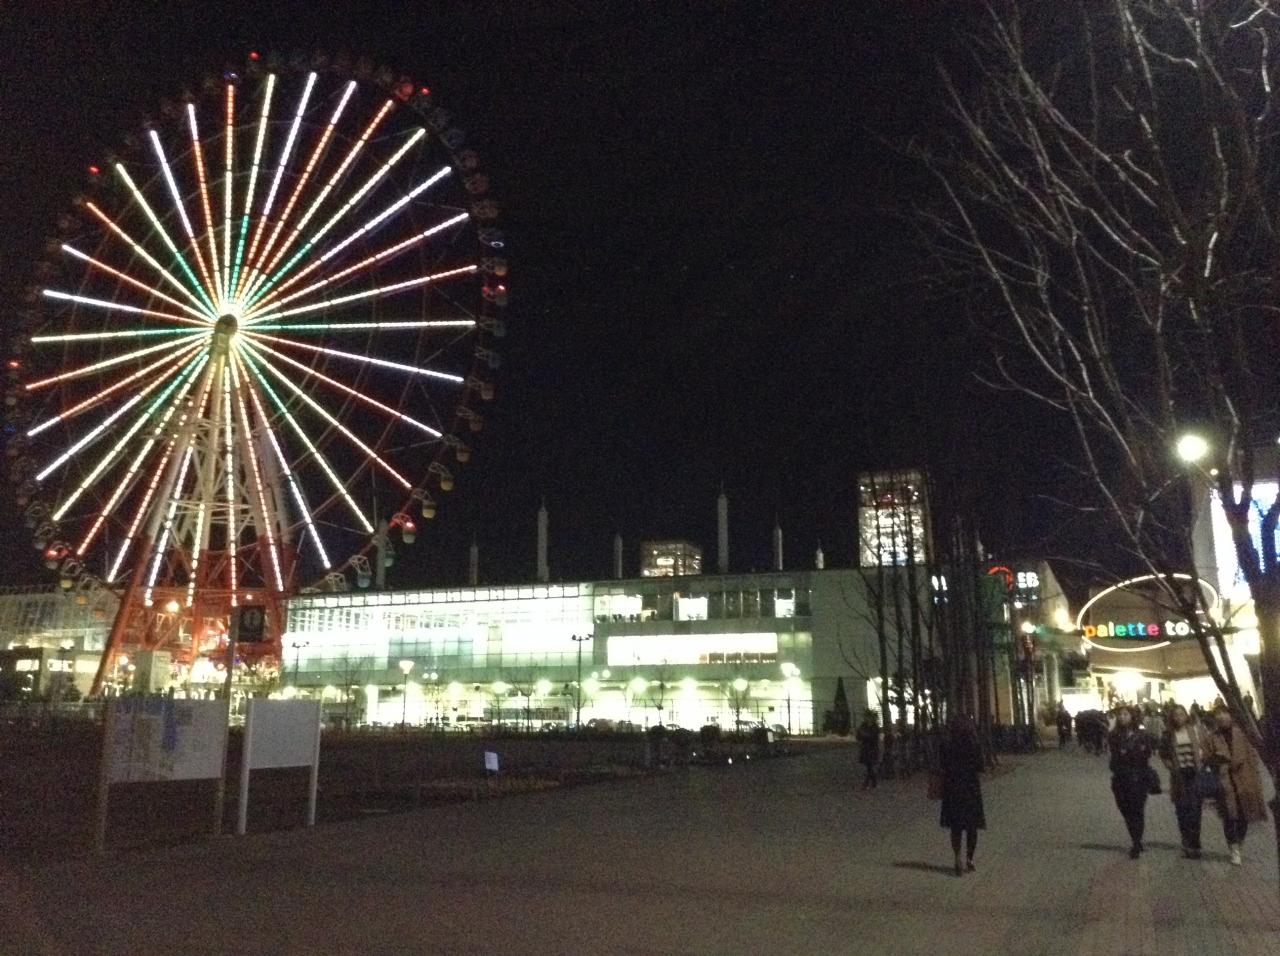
[919, 0, 1280, 886]
[333, 654, 371, 728]
[646, 663, 674, 727]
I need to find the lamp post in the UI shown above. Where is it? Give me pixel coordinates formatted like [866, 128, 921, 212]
[571, 634, 593, 729]
[290, 640, 309, 692]
[398, 659, 414, 729]
[781, 663, 800, 734]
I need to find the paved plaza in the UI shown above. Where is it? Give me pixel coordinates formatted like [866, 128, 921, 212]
[2, 746, 1277, 955]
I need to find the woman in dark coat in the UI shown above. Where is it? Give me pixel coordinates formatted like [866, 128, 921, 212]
[939, 712, 985, 876]
[1108, 705, 1155, 859]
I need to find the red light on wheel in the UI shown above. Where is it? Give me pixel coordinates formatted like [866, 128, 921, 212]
[249, 51, 261, 61]
[420, 86, 430, 95]
[88, 165, 100, 176]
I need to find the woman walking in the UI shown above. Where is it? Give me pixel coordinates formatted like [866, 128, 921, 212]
[939, 712, 985, 876]
[1108, 705, 1155, 859]
[856, 710, 881, 789]
[1157, 704, 1205, 858]
[1204, 704, 1269, 866]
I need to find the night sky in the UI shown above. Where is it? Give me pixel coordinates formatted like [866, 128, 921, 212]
[0, 1, 1068, 589]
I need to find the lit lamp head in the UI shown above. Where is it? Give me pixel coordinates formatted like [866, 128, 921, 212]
[398, 659, 415, 677]
[1020, 621, 1036, 635]
[1176, 433, 1209, 464]
[629, 676, 648, 695]
[732, 677, 749, 692]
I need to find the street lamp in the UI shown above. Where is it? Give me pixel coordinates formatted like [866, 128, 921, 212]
[290, 640, 309, 691]
[398, 659, 414, 729]
[570, 633, 593, 729]
[781, 663, 800, 734]
[1176, 433, 1209, 464]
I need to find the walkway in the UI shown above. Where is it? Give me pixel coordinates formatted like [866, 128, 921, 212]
[2, 747, 1277, 955]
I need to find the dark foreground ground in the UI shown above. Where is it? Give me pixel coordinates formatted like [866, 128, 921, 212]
[2, 747, 1277, 955]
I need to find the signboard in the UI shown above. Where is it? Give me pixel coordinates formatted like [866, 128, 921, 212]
[245, 700, 322, 770]
[484, 750, 500, 773]
[237, 699, 323, 835]
[236, 605, 267, 643]
[107, 697, 226, 783]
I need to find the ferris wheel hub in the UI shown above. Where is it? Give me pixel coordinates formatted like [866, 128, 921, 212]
[214, 313, 239, 336]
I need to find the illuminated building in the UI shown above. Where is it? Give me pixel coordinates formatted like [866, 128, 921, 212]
[858, 470, 930, 568]
[640, 540, 703, 578]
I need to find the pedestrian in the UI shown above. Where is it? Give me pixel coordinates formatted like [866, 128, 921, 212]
[1157, 704, 1206, 858]
[1204, 703, 1269, 866]
[1108, 704, 1156, 859]
[855, 709, 881, 789]
[939, 712, 985, 876]
[1056, 701, 1073, 749]
[1144, 703, 1164, 739]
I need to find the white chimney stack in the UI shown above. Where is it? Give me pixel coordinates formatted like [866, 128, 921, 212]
[717, 487, 729, 574]
[815, 543, 825, 570]
[772, 520, 784, 572]
[469, 540, 479, 586]
[536, 499, 549, 583]
[613, 533, 624, 579]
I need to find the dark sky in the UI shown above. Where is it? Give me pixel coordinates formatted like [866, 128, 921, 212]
[0, 0, 1065, 589]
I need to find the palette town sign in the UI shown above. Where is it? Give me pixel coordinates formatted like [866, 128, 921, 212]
[1075, 573, 1220, 653]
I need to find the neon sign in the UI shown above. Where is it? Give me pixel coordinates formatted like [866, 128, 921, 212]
[1075, 573, 1219, 654]
[1082, 620, 1193, 640]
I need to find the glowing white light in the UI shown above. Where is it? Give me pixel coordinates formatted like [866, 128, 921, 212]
[238, 353, 331, 568]
[228, 73, 277, 297]
[229, 356, 284, 591]
[223, 82, 236, 304]
[24, 328, 204, 391]
[50, 354, 207, 518]
[222, 361, 237, 605]
[59, 244, 211, 323]
[114, 163, 215, 314]
[187, 103, 224, 300]
[240, 338, 442, 437]
[243, 98, 395, 304]
[84, 202, 213, 316]
[39, 290, 210, 329]
[246, 80, 357, 294]
[148, 129, 216, 301]
[247, 319, 475, 333]
[248, 211, 469, 316]
[249, 264, 477, 324]
[31, 328, 204, 344]
[243, 329, 463, 384]
[236, 348, 374, 533]
[240, 345, 411, 489]
[1177, 433, 1210, 464]
[235, 72, 313, 301]
[245, 127, 427, 309]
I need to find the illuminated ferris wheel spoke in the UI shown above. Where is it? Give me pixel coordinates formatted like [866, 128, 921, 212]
[83, 202, 214, 316]
[148, 130, 216, 301]
[248, 203, 464, 317]
[246, 129, 427, 308]
[187, 103, 225, 299]
[227, 73, 278, 299]
[243, 325, 464, 384]
[222, 82, 236, 304]
[23, 330, 206, 391]
[228, 357, 285, 590]
[246, 81, 357, 297]
[75, 359, 206, 557]
[242, 337, 442, 437]
[237, 352, 331, 568]
[246, 263, 478, 327]
[39, 290, 211, 330]
[238, 343, 412, 489]
[242, 98, 396, 305]
[235, 349, 375, 534]
[114, 164, 216, 315]
[26, 341, 204, 437]
[59, 244, 212, 323]
[31, 328, 206, 344]
[247, 318, 474, 333]
[35, 349, 202, 483]
[235, 72, 317, 302]
[50, 354, 207, 520]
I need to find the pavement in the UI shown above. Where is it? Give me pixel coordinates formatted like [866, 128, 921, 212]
[2, 745, 1278, 956]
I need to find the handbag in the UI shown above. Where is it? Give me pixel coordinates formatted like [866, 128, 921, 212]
[1195, 766, 1222, 801]
[1144, 765, 1162, 795]
[926, 770, 944, 801]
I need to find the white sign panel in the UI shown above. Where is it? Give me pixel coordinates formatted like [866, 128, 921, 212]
[108, 697, 226, 783]
[246, 700, 322, 770]
[484, 750, 499, 773]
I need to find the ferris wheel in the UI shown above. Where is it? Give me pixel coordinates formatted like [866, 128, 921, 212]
[8, 53, 507, 683]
